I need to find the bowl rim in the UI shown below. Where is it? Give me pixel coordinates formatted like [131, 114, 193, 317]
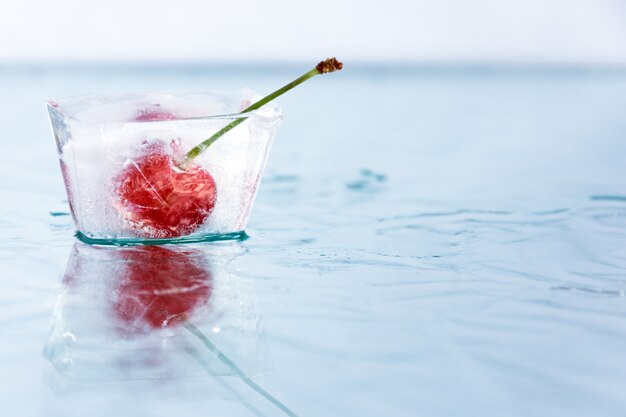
[46, 90, 282, 124]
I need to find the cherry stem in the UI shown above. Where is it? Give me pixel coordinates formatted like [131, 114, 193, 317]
[183, 58, 343, 164]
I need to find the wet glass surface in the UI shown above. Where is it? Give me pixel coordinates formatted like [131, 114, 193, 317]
[1, 65, 626, 416]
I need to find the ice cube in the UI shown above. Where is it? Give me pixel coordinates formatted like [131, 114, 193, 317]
[48, 91, 282, 240]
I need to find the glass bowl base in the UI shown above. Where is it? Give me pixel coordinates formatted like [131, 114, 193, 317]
[75, 230, 249, 246]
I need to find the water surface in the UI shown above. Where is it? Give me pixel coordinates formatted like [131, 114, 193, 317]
[1, 65, 626, 416]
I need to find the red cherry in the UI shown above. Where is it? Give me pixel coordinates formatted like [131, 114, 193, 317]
[115, 246, 212, 331]
[135, 108, 177, 121]
[114, 141, 217, 238]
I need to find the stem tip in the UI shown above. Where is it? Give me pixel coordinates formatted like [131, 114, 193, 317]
[316, 57, 343, 74]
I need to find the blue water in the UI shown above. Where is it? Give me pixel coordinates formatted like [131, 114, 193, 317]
[1, 65, 626, 416]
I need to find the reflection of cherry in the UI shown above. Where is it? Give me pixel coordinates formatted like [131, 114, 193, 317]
[114, 140, 217, 239]
[115, 246, 212, 331]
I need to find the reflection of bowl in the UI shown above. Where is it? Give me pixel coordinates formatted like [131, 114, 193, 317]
[47, 92, 282, 244]
[44, 242, 265, 381]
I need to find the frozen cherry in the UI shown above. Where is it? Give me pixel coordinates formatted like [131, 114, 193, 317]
[135, 108, 177, 121]
[114, 140, 217, 238]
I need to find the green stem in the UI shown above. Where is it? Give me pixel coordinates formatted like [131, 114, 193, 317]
[184, 59, 342, 164]
[185, 117, 247, 160]
[239, 68, 319, 115]
[183, 322, 299, 417]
